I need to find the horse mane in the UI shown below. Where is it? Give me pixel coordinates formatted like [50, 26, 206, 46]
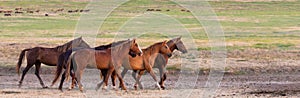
[110, 39, 131, 57]
[55, 37, 84, 52]
[94, 40, 128, 50]
[168, 37, 180, 45]
[144, 42, 164, 54]
[146, 42, 163, 49]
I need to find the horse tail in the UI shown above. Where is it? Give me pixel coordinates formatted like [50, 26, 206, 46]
[65, 52, 75, 82]
[16, 48, 31, 76]
[51, 53, 66, 86]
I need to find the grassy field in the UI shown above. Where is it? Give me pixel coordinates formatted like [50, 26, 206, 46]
[0, 0, 299, 49]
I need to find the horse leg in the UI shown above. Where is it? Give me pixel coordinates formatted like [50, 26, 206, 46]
[121, 68, 128, 78]
[75, 70, 84, 92]
[147, 68, 161, 90]
[59, 71, 65, 91]
[134, 70, 145, 90]
[159, 65, 166, 90]
[161, 73, 167, 90]
[115, 69, 127, 91]
[34, 62, 47, 88]
[131, 70, 137, 80]
[70, 72, 77, 89]
[103, 68, 113, 90]
[111, 71, 117, 90]
[96, 70, 107, 91]
[132, 70, 143, 89]
[18, 63, 34, 88]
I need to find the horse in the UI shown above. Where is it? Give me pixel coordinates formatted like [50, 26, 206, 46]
[119, 36, 188, 90]
[111, 40, 173, 90]
[16, 37, 90, 88]
[64, 39, 143, 92]
[50, 40, 131, 91]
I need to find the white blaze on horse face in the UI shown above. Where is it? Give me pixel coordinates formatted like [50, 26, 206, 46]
[138, 44, 143, 56]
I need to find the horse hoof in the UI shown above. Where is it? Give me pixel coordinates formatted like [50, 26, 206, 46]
[102, 86, 107, 90]
[112, 86, 118, 91]
[18, 83, 22, 88]
[124, 90, 128, 93]
[80, 90, 85, 93]
[43, 86, 49, 88]
[50, 84, 54, 87]
[161, 86, 165, 90]
[95, 87, 100, 91]
[134, 85, 138, 90]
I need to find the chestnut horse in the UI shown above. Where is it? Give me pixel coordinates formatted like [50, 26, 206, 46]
[16, 37, 90, 88]
[51, 40, 133, 91]
[111, 40, 173, 90]
[120, 36, 187, 89]
[64, 39, 142, 92]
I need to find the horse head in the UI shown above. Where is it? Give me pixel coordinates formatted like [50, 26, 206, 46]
[129, 39, 143, 57]
[160, 40, 172, 57]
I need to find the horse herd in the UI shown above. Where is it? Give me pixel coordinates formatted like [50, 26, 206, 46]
[16, 36, 187, 92]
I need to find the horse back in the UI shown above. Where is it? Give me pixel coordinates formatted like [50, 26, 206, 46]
[94, 50, 113, 69]
[31, 47, 61, 66]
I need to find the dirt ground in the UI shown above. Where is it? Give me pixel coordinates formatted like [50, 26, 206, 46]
[1, 67, 300, 98]
[0, 41, 300, 97]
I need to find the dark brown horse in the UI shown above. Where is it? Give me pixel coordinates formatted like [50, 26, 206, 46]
[120, 36, 187, 89]
[111, 40, 173, 90]
[16, 37, 90, 88]
[50, 40, 131, 91]
[64, 39, 142, 92]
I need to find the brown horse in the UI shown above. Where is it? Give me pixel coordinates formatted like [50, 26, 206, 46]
[111, 40, 173, 90]
[50, 39, 131, 91]
[64, 39, 142, 92]
[16, 37, 90, 88]
[120, 36, 188, 89]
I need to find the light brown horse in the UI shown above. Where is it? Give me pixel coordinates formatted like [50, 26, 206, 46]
[51, 40, 130, 91]
[16, 37, 90, 88]
[120, 36, 188, 89]
[65, 39, 142, 92]
[111, 40, 173, 90]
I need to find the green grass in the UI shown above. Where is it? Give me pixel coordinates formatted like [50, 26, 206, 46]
[0, 0, 299, 50]
[252, 43, 295, 49]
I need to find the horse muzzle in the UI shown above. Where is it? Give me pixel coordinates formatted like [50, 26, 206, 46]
[182, 50, 188, 54]
[167, 53, 172, 57]
[129, 51, 137, 57]
[138, 53, 143, 56]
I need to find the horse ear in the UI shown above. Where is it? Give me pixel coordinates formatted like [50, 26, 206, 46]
[132, 39, 136, 43]
[174, 36, 181, 42]
[178, 36, 182, 40]
[162, 40, 167, 45]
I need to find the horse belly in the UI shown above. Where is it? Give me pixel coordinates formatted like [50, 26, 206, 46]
[129, 58, 144, 70]
[95, 56, 111, 69]
[38, 52, 59, 66]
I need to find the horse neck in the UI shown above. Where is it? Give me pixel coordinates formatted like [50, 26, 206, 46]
[55, 40, 81, 52]
[168, 43, 177, 52]
[55, 45, 70, 53]
[111, 42, 130, 60]
[144, 44, 161, 56]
